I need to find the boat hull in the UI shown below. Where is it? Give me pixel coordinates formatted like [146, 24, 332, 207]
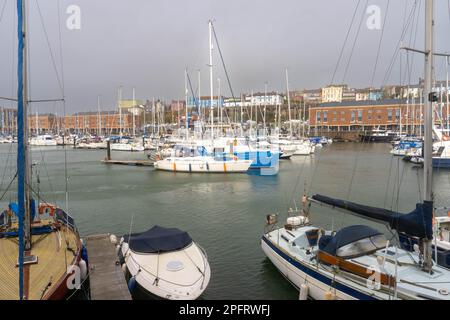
[261, 235, 378, 300]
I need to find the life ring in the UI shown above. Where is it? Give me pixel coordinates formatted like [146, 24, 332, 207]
[39, 204, 56, 216]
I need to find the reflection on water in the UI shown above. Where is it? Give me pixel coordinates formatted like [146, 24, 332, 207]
[0, 143, 449, 299]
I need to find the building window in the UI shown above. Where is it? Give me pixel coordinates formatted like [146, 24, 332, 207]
[396, 108, 400, 120]
[358, 110, 362, 122]
[333, 111, 337, 122]
[368, 110, 373, 120]
[351, 110, 355, 123]
[316, 111, 321, 123]
[388, 109, 393, 121]
[323, 111, 328, 123]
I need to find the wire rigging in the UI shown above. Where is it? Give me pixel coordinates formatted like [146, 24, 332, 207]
[330, 0, 361, 85]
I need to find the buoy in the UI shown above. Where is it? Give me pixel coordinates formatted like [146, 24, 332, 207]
[79, 259, 88, 280]
[110, 234, 117, 245]
[299, 284, 308, 300]
[324, 290, 335, 300]
[128, 276, 137, 292]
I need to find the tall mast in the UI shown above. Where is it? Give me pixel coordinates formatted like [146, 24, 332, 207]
[208, 20, 214, 144]
[285, 69, 293, 139]
[198, 69, 201, 132]
[423, 0, 434, 272]
[185, 69, 188, 140]
[17, 0, 30, 299]
[218, 77, 222, 135]
[132, 87, 136, 137]
[118, 86, 122, 137]
[97, 95, 101, 136]
[446, 57, 449, 131]
[264, 82, 267, 134]
[423, 0, 433, 202]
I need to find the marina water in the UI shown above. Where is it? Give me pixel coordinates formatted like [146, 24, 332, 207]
[1, 143, 449, 299]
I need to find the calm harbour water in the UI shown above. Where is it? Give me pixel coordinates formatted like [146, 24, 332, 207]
[0, 142, 449, 300]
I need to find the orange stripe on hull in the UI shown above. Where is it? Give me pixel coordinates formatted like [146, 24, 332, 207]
[223, 163, 227, 172]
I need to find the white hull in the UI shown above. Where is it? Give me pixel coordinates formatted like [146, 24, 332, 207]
[121, 242, 211, 300]
[111, 143, 144, 152]
[154, 157, 252, 173]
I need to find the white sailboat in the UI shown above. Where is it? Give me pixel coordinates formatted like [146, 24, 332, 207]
[261, 0, 450, 300]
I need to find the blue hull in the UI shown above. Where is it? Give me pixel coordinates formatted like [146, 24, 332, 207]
[231, 151, 280, 169]
[433, 158, 450, 168]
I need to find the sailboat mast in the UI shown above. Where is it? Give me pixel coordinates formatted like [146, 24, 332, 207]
[132, 87, 136, 137]
[423, 0, 434, 272]
[97, 95, 101, 136]
[446, 57, 449, 131]
[264, 82, 267, 134]
[118, 86, 122, 137]
[424, 0, 433, 202]
[185, 69, 188, 140]
[209, 20, 214, 144]
[285, 69, 293, 139]
[16, 0, 30, 299]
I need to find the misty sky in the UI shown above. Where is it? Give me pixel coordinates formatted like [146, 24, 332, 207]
[0, 0, 450, 114]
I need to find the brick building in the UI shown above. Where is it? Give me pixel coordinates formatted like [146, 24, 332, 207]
[309, 99, 435, 132]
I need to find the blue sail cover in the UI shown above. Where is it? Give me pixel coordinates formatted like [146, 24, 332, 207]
[312, 194, 433, 240]
[319, 225, 382, 256]
[126, 226, 193, 254]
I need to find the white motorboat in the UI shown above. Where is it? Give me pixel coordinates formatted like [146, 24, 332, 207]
[29, 134, 57, 146]
[118, 226, 211, 300]
[154, 156, 252, 173]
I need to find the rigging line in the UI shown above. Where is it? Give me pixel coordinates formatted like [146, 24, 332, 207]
[0, 171, 17, 202]
[0, 142, 13, 193]
[0, 0, 7, 25]
[35, 0, 64, 95]
[211, 22, 241, 120]
[381, 1, 418, 86]
[56, 0, 69, 214]
[330, 0, 361, 84]
[0, 97, 17, 102]
[383, 154, 395, 208]
[341, 0, 369, 84]
[370, 0, 391, 87]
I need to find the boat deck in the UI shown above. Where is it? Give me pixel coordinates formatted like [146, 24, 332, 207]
[84, 234, 131, 300]
[0, 222, 79, 300]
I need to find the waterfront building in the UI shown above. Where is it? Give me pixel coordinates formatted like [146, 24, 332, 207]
[309, 99, 434, 133]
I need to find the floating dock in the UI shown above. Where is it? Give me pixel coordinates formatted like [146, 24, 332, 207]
[84, 234, 132, 300]
[101, 159, 154, 166]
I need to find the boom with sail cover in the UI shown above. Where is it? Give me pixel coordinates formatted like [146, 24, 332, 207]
[312, 194, 433, 240]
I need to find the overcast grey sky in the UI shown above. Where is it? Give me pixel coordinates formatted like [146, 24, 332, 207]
[0, 0, 449, 113]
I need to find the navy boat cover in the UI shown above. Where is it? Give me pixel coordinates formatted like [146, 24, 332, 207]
[312, 194, 433, 240]
[126, 225, 193, 254]
[319, 225, 382, 256]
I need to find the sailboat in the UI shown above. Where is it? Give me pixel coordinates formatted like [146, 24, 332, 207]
[154, 21, 253, 173]
[261, 0, 450, 300]
[0, 0, 86, 300]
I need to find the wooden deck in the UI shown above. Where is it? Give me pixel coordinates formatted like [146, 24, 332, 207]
[101, 159, 154, 167]
[84, 234, 131, 300]
[0, 221, 79, 300]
